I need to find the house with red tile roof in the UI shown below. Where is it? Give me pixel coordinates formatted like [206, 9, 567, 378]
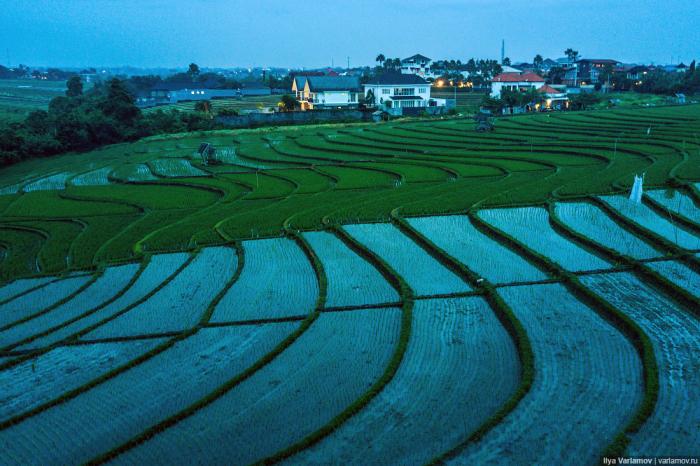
[490, 71, 545, 97]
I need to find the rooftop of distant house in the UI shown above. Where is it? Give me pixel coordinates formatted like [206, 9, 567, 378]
[402, 54, 432, 63]
[365, 72, 429, 85]
[492, 72, 545, 83]
[538, 85, 562, 94]
[305, 75, 361, 92]
[575, 59, 620, 65]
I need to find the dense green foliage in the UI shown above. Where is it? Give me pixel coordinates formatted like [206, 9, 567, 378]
[0, 78, 222, 166]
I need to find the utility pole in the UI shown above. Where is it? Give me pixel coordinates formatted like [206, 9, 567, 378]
[500, 40, 505, 65]
[347, 56, 350, 71]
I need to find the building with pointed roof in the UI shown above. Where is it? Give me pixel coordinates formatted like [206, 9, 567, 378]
[401, 54, 433, 78]
[297, 75, 361, 110]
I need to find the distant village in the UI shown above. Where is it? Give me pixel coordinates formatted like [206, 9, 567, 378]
[1, 46, 696, 118]
[130, 49, 696, 117]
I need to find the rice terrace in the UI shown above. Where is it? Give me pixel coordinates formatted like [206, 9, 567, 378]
[1, 102, 700, 464]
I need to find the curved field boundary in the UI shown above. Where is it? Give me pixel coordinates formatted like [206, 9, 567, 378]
[0, 274, 94, 329]
[302, 230, 399, 307]
[467, 210, 659, 458]
[549, 202, 700, 318]
[554, 201, 661, 260]
[445, 283, 643, 465]
[210, 238, 318, 322]
[343, 222, 471, 296]
[477, 206, 612, 272]
[69, 167, 113, 187]
[0, 241, 244, 433]
[389, 213, 541, 466]
[645, 189, 700, 232]
[0, 253, 191, 372]
[580, 272, 700, 457]
[330, 129, 611, 166]
[246, 225, 414, 465]
[0, 338, 165, 424]
[0, 263, 140, 351]
[313, 131, 562, 173]
[111, 307, 403, 466]
[108, 163, 158, 183]
[0, 276, 56, 305]
[22, 172, 71, 192]
[645, 260, 700, 299]
[83, 231, 326, 464]
[12, 257, 157, 351]
[286, 296, 518, 466]
[0, 323, 301, 466]
[405, 214, 548, 284]
[83, 247, 237, 338]
[592, 196, 700, 278]
[0, 225, 47, 278]
[598, 195, 700, 251]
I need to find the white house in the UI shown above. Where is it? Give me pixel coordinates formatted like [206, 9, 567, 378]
[490, 72, 545, 97]
[401, 54, 433, 78]
[297, 76, 361, 110]
[364, 73, 439, 114]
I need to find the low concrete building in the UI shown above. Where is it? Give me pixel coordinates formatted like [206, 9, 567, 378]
[139, 82, 239, 107]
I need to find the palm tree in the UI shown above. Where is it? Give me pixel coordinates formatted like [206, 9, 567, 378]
[375, 54, 386, 67]
[533, 54, 544, 70]
[564, 48, 579, 64]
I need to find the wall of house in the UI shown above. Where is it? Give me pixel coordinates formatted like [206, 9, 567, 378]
[400, 60, 433, 78]
[364, 84, 431, 109]
[491, 81, 544, 97]
[313, 90, 357, 106]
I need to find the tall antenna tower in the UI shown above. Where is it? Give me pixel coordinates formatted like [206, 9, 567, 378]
[501, 39, 505, 64]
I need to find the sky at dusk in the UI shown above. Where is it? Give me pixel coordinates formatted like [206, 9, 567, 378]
[1, 0, 699, 69]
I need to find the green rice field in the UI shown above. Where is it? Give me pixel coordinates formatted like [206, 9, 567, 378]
[0, 79, 70, 122]
[143, 95, 283, 114]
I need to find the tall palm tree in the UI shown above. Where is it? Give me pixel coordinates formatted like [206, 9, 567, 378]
[564, 48, 579, 63]
[533, 54, 544, 70]
[376, 54, 386, 67]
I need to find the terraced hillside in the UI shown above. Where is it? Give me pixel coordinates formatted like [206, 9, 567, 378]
[2, 104, 700, 280]
[1, 104, 700, 464]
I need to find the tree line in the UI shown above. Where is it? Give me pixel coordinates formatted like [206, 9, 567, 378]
[0, 76, 223, 166]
